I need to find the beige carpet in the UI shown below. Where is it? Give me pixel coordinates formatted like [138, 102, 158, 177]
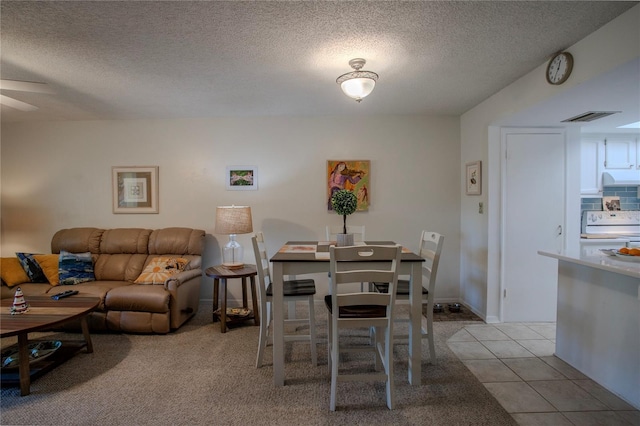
[1, 303, 515, 425]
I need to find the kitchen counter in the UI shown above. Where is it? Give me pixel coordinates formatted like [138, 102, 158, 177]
[538, 248, 639, 409]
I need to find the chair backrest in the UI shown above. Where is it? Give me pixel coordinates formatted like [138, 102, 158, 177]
[325, 225, 365, 242]
[419, 231, 444, 295]
[329, 245, 401, 326]
[251, 232, 271, 305]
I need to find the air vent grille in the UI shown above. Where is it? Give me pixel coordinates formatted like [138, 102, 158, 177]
[562, 111, 620, 122]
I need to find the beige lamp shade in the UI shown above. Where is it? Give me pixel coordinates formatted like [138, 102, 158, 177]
[215, 206, 253, 235]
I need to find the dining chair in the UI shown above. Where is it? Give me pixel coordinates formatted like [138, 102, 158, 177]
[325, 225, 367, 290]
[372, 231, 444, 364]
[251, 232, 318, 368]
[325, 244, 402, 411]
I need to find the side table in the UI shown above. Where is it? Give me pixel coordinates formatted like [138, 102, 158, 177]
[205, 264, 259, 333]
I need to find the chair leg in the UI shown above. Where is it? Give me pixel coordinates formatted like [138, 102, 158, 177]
[326, 313, 332, 373]
[256, 302, 269, 368]
[426, 308, 436, 365]
[329, 316, 338, 412]
[308, 296, 317, 366]
[385, 324, 395, 410]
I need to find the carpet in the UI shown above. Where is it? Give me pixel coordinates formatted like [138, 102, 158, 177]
[1, 303, 514, 425]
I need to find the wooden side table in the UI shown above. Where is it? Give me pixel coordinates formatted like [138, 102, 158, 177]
[205, 264, 259, 333]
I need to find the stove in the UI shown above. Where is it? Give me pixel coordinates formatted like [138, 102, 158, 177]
[581, 210, 640, 244]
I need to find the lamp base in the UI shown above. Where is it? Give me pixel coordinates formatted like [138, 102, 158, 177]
[222, 262, 245, 270]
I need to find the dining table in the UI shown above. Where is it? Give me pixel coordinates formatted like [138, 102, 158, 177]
[270, 240, 425, 386]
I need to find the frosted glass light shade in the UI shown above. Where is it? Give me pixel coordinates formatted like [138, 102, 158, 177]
[340, 78, 376, 102]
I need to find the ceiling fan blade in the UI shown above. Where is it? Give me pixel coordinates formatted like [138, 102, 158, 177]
[0, 94, 39, 111]
[0, 79, 55, 94]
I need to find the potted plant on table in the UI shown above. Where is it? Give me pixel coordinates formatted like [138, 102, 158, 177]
[330, 189, 358, 246]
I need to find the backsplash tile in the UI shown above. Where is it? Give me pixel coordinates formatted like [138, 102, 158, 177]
[581, 185, 640, 211]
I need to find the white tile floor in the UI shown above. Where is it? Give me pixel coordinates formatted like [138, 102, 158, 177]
[447, 323, 640, 426]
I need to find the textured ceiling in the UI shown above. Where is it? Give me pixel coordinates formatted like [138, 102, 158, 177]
[0, 1, 637, 123]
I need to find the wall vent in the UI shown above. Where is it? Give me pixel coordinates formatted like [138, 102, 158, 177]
[561, 111, 620, 122]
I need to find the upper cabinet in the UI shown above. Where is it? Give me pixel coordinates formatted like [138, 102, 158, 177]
[581, 134, 640, 196]
[604, 136, 638, 170]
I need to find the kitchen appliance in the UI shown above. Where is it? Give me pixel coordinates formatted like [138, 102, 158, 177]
[581, 210, 640, 255]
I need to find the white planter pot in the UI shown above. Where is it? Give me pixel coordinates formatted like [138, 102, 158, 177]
[336, 233, 355, 247]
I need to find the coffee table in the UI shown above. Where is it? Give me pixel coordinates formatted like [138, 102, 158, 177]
[0, 295, 100, 396]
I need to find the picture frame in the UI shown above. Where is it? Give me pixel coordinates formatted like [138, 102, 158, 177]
[112, 166, 159, 214]
[465, 161, 482, 195]
[327, 160, 370, 211]
[225, 166, 258, 191]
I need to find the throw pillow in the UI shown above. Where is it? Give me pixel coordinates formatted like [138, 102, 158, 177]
[33, 254, 61, 286]
[58, 250, 95, 285]
[0, 257, 30, 287]
[134, 257, 190, 285]
[16, 252, 48, 282]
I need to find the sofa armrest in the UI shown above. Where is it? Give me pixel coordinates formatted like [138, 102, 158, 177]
[164, 268, 202, 291]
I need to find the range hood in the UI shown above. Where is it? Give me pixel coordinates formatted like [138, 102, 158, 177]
[602, 171, 640, 186]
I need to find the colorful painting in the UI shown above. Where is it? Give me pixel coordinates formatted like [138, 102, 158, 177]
[226, 166, 258, 191]
[327, 160, 370, 211]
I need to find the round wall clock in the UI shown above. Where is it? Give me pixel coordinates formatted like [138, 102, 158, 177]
[546, 52, 573, 85]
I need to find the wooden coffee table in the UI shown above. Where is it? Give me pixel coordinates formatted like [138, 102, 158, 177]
[0, 295, 100, 396]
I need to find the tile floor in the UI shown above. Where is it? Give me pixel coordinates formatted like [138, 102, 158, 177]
[447, 323, 640, 426]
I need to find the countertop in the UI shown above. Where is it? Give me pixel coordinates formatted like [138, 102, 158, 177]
[538, 249, 640, 279]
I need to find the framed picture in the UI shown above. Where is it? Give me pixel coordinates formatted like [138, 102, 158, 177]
[112, 166, 159, 213]
[465, 161, 482, 195]
[226, 166, 258, 191]
[327, 160, 370, 211]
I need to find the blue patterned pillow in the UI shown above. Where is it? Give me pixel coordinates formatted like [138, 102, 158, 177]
[16, 252, 48, 282]
[58, 250, 95, 285]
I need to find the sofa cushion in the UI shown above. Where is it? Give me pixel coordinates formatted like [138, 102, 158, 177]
[148, 228, 205, 256]
[105, 285, 170, 313]
[134, 257, 190, 284]
[33, 254, 60, 286]
[16, 253, 47, 282]
[100, 228, 152, 254]
[58, 250, 95, 285]
[51, 228, 104, 254]
[0, 257, 30, 287]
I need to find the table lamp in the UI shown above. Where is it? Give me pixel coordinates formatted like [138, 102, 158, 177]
[215, 205, 253, 269]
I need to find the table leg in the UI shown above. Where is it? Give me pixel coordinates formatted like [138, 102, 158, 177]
[17, 333, 31, 396]
[241, 277, 249, 308]
[408, 262, 422, 386]
[80, 317, 94, 353]
[272, 262, 285, 386]
[213, 278, 220, 322]
[250, 275, 260, 326]
[221, 278, 228, 333]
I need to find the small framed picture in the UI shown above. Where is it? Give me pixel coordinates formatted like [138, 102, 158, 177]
[112, 166, 159, 213]
[465, 161, 481, 195]
[226, 166, 258, 191]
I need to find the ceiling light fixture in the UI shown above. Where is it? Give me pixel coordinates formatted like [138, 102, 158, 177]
[336, 58, 378, 103]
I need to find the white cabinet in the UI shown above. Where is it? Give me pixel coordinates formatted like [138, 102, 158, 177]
[580, 138, 603, 195]
[604, 136, 638, 170]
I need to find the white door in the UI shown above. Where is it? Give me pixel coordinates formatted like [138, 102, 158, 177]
[503, 130, 565, 322]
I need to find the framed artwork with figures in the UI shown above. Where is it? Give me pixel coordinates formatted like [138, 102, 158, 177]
[327, 160, 370, 211]
[465, 161, 481, 195]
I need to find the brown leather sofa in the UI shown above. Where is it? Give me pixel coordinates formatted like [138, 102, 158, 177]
[0, 227, 205, 334]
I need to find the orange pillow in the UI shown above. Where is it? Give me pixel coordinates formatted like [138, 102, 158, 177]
[134, 257, 190, 284]
[33, 254, 60, 286]
[1, 257, 30, 287]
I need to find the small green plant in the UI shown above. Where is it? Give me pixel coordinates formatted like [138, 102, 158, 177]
[331, 189, 358, 234]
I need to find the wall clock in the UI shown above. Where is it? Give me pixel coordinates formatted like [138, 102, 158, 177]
[546, 52, 573, 85]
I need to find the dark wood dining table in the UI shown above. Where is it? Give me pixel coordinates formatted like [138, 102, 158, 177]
[269, 241, 425, 386]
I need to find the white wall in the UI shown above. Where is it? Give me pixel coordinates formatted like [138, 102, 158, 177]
[1, 115, 461, 303]
[460, 5, 640, 321]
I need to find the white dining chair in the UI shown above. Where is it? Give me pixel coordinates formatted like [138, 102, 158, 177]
[252, 232, 318, 368]
[372, 230, 444, 364]
[325, 244, 401, 411]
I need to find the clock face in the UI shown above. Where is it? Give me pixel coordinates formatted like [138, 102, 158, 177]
[546, 52, 573, 85]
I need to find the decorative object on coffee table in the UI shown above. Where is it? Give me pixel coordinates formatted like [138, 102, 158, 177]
[330, 189, 358, 247]
[10, 287, 29, 315]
